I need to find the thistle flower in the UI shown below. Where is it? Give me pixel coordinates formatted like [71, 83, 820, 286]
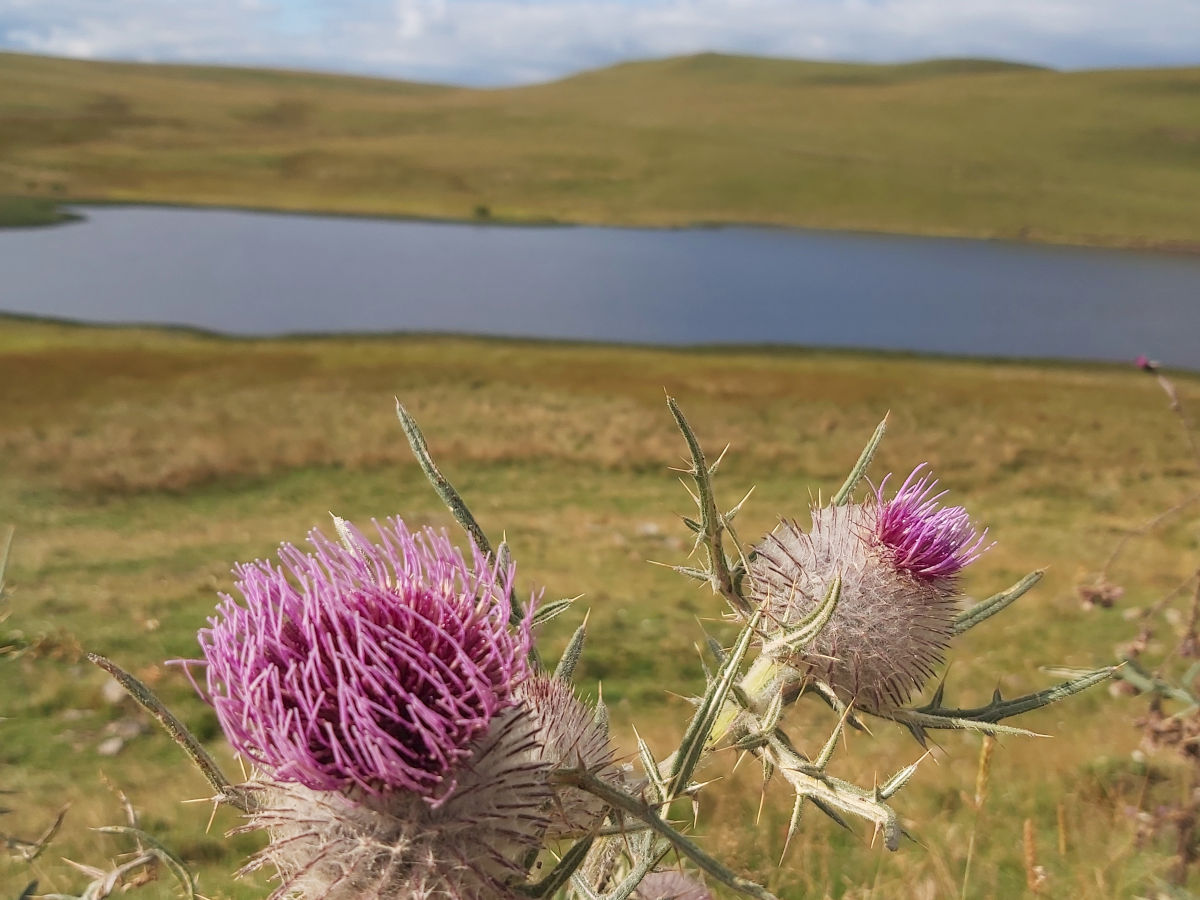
[197, 517, 533, 800]
[750, 466, 987, 710]
[193, 517, 551, 898]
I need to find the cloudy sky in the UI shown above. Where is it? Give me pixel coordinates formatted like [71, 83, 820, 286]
[1, 0, 1198, 86]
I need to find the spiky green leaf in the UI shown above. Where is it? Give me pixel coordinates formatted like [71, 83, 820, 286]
[831, 414, 888, 506]
[954, 570, 1044, 635]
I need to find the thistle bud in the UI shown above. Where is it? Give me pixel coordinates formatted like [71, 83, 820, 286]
[751, 466, 988, 710]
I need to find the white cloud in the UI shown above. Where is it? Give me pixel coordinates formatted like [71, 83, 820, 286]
[1, 0, 1198, 85]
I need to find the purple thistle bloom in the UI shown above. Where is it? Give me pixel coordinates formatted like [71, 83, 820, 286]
[196, 517, 532, 801]
[875, 464, 989, 579]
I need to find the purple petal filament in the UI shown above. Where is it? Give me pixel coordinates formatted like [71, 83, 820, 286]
[875, 464, 989, 578]
[197, 518, 532, 801]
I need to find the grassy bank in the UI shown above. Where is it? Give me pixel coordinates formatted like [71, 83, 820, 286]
[1, 316, 1198, 896]
[2, 51, 1200, 247]
[0, 195, 78, 227]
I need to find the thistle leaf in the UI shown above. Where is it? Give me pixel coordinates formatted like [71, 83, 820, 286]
[634, 728, 667, 804]
[765, 729, 903, 849]
[87, 655, 252, 812]
[808, 796, 851, 831]
[396, 400, 491, 555]
[726, 486, 756, 522]
[831, 414, 888, 506]
[585, 841, 671, 900]
[881, 667, 1114, 736]
[552, 768, 778, 900]
[593, 695, 609, 734]
[668, 611, 762, 798]
[94, 825, 196, 899]
[780, 796, 805, 863]
[815, 704, 854, 772]
[706, 636, 727, 666]
[667, 396, 753, 617]
[953, 570, 1044, 635]
[877, 756, 925, 800]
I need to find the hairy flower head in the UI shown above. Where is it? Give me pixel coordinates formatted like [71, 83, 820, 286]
[518, 675, 616, 837]
[197, 517, 533, 801]
[750, 467, 986, 710]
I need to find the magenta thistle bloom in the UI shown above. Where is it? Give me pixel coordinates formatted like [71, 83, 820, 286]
[197, 517, 532, 801]
[875, 464, 989, 578]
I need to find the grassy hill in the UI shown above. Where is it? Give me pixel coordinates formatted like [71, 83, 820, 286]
[2, 50, 1199, 247]
[1, 317, 1198, 896]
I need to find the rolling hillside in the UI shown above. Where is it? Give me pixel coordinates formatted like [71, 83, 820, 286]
[2, 50, 1199, 247]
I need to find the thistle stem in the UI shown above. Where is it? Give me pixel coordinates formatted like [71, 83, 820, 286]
[708, 655, 783, 748]
[552, 768, 778, 900]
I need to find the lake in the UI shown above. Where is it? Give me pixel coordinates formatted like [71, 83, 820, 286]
[3, 205, 1200, 368]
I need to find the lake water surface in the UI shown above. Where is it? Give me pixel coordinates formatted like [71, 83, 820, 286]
[3, 205, 1199, 368]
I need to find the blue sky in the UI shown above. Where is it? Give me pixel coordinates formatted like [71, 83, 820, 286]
[1, 0, 1198, 86]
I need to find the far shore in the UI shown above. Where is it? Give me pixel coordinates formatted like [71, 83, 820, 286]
[6, 52, 1200, 254]
[5, 196, 1200, 257]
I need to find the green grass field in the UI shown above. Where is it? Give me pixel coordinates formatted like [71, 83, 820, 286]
[2, 50, 1200, 247]
[1, 316, 1198, 897]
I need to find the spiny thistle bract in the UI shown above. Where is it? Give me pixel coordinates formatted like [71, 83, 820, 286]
[751, 465, 988, 710]
[518, 675, 617, 838]
[239, 708, 553, 900]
